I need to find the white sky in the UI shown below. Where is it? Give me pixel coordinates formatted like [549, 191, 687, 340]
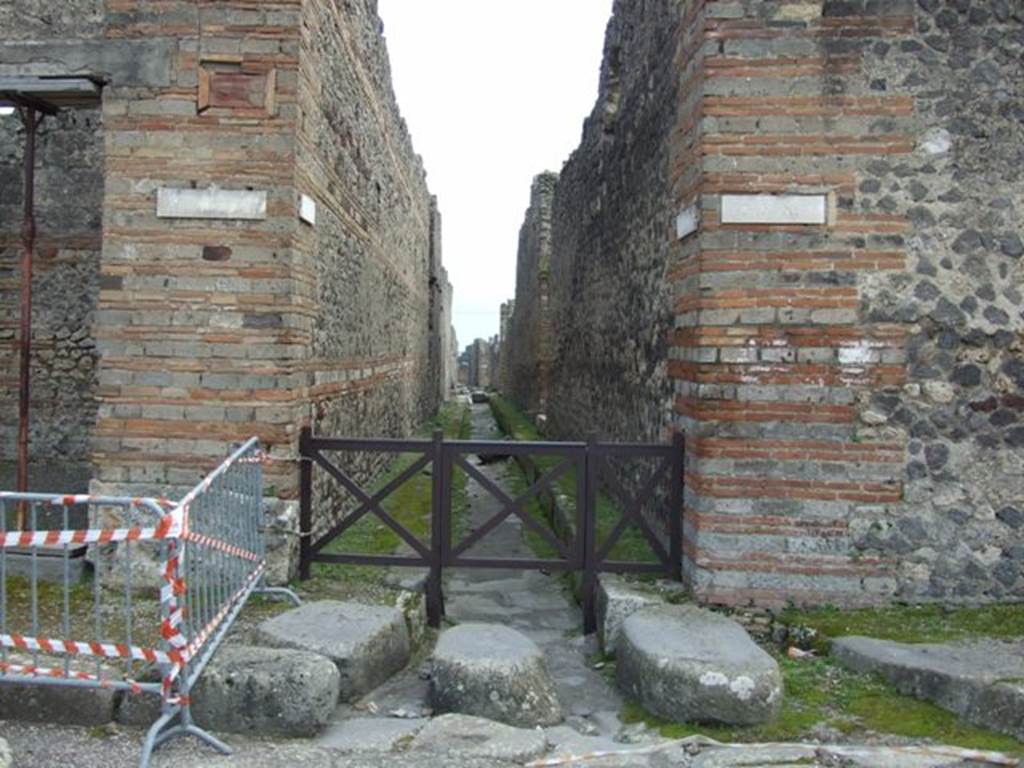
[377, 0, 613, 349]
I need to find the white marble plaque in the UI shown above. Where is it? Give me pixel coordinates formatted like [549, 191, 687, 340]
[720, 194, 827, 225]
[299, 194, 317, 226]
[676, 204, 700, 240]
[157, 188, 267, 220]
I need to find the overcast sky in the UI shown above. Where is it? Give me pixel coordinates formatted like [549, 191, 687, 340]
[377, 0, 613, 349]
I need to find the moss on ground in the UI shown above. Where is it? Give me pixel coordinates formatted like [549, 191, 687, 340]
[780, 602, 1024, 648]
[488, 394, 657, 565]
[619, 653, 1024, 755]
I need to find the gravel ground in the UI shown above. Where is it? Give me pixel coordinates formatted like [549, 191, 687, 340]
[0, 721, 521, 768]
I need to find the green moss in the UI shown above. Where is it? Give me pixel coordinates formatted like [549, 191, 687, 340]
[620, 653, 1024, 755]
[488, 394, 657, 565]
[299, 402, 472, 601]
[780, 603, 1024, 647]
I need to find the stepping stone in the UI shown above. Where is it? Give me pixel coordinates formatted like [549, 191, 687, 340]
[833, 636, 1024, 740]
[430, 623, 563, 727]
[256, 600, 411, 701]
[616, 605, 783, 726]
[408, 713, 548, 762]
[192, 645, 339, 736]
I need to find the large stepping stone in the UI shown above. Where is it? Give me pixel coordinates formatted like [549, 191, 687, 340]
[256, 600, 411, 701]
[833, 636, 1024, 741]
[430, 623, 563, 727]
[407, 713, 548, 762]
[616, 605, 783, 726]
[192, 645, 339, 736]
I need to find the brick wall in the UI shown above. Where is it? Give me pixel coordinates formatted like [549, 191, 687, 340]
[511, 0, 1024, 606]
[1, 1, 447, 518]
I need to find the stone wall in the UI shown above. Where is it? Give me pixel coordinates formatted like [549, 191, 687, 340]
[0, 1, 447, 521]
[507, 173, 557, 418]
[295, 0, 438, 447]
[543, 0, 682, 444]
[0, 108, 103, 491]
[510, 0, 1024, 607]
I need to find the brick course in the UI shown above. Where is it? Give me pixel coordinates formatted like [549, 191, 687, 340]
[510, 0, 1024, 606]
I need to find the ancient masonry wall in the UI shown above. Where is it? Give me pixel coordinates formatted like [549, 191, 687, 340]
[545, 0, 683, 444]
[512, 0, 1024, 606]
[0, 105, 103, 491]
[0, 1, 445, 515]
[295, 0, 437, 443]
[507, 173, 558, 419]
[0, 2, 107, 491]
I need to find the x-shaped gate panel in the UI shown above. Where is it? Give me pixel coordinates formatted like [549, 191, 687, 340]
[443, 441, 586, 570]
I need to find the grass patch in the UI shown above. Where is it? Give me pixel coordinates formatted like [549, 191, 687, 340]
[299, 402, 472, 602]
[620, 654, 1024, 755]
[781, 603, 1024, 648]
[488, 394, 657, 565]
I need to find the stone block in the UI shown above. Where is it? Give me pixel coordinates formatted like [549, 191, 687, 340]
[430, 623, 562, 727]
[594, 574, 665, 656]
[0, 672, 117, 726]
[832, 636, 1024, 741]
[616, 605, 783, 726]
[192, 645, 339, 736]
[255, 601, 410, 701]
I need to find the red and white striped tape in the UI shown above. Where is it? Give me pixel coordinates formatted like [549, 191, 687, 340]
[0, 633, 183, 667]
[0, 514, 182, 549]
[0, 660, 143, 694]
[183, 530, 261, 562]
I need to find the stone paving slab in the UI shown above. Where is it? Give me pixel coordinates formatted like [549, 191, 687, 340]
[832, 636, 1024, 740]
[408, 713, 548, 762]
[317, 716, 427, 753]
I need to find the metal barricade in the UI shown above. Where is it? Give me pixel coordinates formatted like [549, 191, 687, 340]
[0, 437, 299, 767]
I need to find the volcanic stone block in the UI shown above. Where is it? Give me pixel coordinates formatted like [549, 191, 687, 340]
[192, 645, 339, 736]
[430, 623, 563, 727]
[255, 601, 411, 701]
[833, 636, 1024, 741]
[0, 678, 117, 726]
[616, 605, 783, 726]
[595, 574, 665, 657]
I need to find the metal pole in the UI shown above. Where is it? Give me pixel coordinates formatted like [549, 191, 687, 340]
[670, 430, 684, 583]
[427, 428, 445, 628]
[582, 433, 598, 635]
[298, 427, 313, 580]
[15, 106, 37, 529]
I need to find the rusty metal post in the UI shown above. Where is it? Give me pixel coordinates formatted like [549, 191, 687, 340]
[15, 106, 38, 529]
